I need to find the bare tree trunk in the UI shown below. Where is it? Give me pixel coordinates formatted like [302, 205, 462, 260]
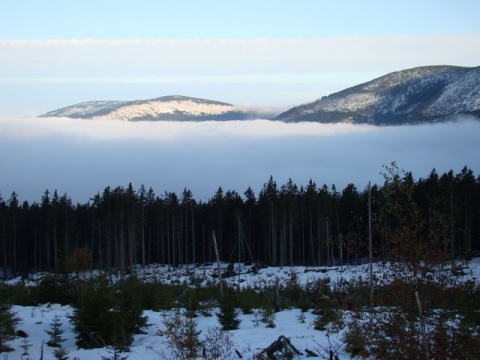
[141, 203, 146, 277]
[340, 234, 344, 270]
[301, 200, 305, 265]
[172, 216, 176, 268]
[191, 204, 195, 280]
[167, 212, 171, 271]
[53, 206, 58, 271]
[449, 181, 455, 260]
[106, 209, 112, 279]
[317, 219, 321, 266]
[289, 208, 293, 267]
[368, 182, 374, 309]
[202, 223, 206, 265]
[281, 209, 286, 267]
[415, 290, 430, 359]
[212, 231, 223, 298]
[271, 202, 276, 265]
[128, 211, 135, 276]
[1, 216, 7, 277]
[326, 220, 331, 266]
[45, 230, 50, 272]
[120, 209, 125, 275]
[34, 228, 38, 273]
[185, 204, 189, 271]
[64, 203, 69, 266]
[12, 213, 17, 276]
[309, 208, 314, 266]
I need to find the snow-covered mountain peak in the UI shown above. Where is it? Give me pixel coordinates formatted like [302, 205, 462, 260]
[275, 65, 480, 125]
[39, 95, 256, 121]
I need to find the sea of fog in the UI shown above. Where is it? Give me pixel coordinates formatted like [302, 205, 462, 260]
[1, 114, 479, 204]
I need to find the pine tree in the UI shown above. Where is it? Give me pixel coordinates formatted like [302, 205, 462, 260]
[101, 346, 129, 360]
[20, 336, 32, 360]
[70, 276, 116, 349]
[217, 296, 241, 331]
[71, 275, 149, 350]
[116, 276, 148, 335]
[0, 300, 20, 353]
[46, 315, 69, 360]
[52, 345, 69, 360]
[260, 305, 276, 328]
[46, 314, 66, 347]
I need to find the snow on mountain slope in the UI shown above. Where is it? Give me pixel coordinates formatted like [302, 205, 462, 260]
[39, 95, 256, 121]
[42, 101, 127, 118]
[39, 66, 480, 125]
[275, 65, 480, 125]
[94, 97, 243, 121]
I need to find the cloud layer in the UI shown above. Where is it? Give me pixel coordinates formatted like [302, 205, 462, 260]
[1, 116, 479, 204]
[2, 36, 479, 80]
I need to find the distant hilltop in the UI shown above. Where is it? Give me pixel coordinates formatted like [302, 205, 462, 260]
[275, 65, 480, 125]
[39, 66, 480, 125]
[39, 95, 261, 121]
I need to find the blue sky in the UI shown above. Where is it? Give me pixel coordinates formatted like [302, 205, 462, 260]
[0, 1, 479, 203]
[1, 0, 479, 39]
[1, 0, 479, 111]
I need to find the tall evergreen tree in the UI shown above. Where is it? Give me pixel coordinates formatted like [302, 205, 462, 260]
[0, 167, 479, 274]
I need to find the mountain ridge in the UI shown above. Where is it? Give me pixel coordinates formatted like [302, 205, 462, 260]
[39, 95, 259, 121]
[39, 65, 480, 124]
[274, 65, 480, 125]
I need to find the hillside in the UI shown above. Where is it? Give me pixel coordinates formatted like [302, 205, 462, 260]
[39, 95, 258, 121]
[275, 65, 480, 125]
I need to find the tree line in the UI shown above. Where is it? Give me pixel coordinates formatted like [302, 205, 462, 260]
[1, 165, 479, 278]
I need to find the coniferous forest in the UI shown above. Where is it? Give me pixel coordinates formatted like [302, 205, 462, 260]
[1, 164, 479, 278]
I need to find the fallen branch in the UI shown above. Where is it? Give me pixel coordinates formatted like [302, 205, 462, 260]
[255, 335, 303, 359]
[235, 349, 243, 358]
[305, 348, 319, 357]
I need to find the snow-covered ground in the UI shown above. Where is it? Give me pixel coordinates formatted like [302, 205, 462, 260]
[4, 258, 480, 359]
[9, 304, 338, 359]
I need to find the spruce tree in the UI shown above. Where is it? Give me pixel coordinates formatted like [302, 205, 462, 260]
[116, 276, 148, 335]
[217, 295, 241, 331]
[52, 345, 69, 360]
[0, 300, 20, 353]
[71, 275, 148, 350]
[20, 336, 32, 360]
[46, 314, 69, 360]
[101, 346, 129, 360]
[70, 276, 116, 349]
[46, 314, 66, 347]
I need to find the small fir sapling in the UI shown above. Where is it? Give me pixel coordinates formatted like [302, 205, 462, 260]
[46, 314, 66, 347]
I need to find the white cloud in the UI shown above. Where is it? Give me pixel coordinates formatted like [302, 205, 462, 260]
[1, 35, 478, 81]
[0, 116, 377, 141]
[0, 116, 479, 204]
